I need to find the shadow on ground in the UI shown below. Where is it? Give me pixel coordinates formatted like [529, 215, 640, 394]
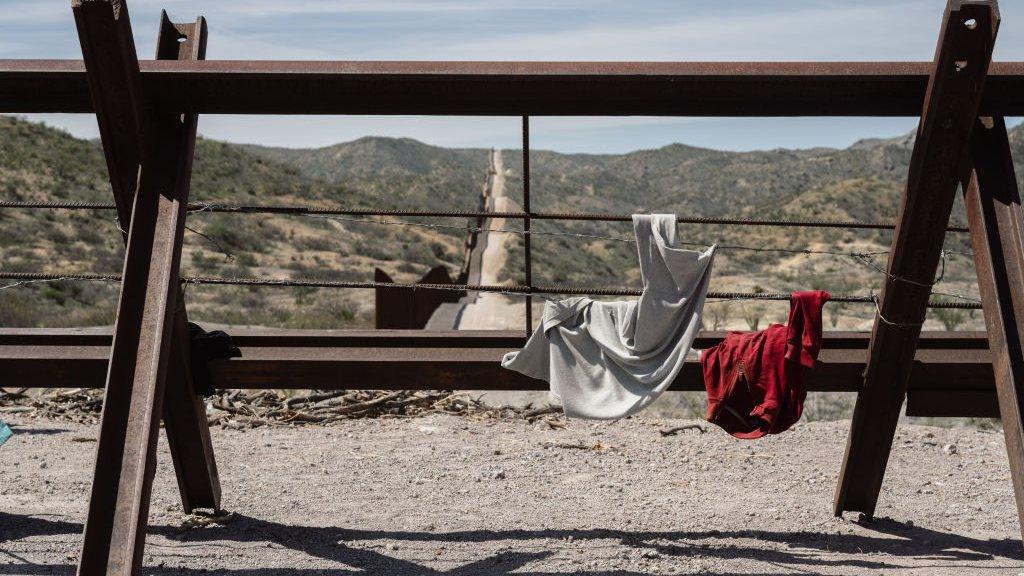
[1, 512, 1020, 575]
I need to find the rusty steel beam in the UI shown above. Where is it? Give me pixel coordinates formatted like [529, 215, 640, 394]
[834, 0, 999, 521]
[71, 1, 144, 235]
[163, 303, 221, 514]
[0, 339, 996, 399]
[73, 1, 204, 574]
[0, 328, 991, 349]
[962, 116, 1024, 541]
[152, 11, 221, 516]
[906, 389, 1000, 418]
[2, 59, 1024, 116]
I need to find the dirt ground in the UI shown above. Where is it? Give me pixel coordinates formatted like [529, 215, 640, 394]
[1, 413, 1021, 576]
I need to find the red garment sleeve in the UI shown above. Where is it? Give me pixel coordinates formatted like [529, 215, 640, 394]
[785, 290, 831, 368]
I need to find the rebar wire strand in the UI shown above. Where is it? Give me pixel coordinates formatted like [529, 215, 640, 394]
[0, 271, 982, 309]
[2, 199, 976, 278]
[0, 199, 972, 233]
[5, 200, 975, 293]
[9, 197, 957, 262]
[285, 212, 975, 264]
[252, 213, 973, 292]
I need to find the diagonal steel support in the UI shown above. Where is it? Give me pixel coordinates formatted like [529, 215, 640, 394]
[962, 116, 1024, 541]
[834, 0, 999, 519]
[73, 1, 206, 574]
[153, 11, 221, 515]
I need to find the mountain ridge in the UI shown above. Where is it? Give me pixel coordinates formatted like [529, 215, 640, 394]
[1, 115, 1013, 330]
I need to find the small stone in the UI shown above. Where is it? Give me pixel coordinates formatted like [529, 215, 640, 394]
[943, 444, 958, 455]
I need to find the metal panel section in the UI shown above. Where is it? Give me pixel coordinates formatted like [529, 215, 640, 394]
[374, 267, 464, 329]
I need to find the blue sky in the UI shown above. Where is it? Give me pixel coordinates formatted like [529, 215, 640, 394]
[5, 0, 1023, 153]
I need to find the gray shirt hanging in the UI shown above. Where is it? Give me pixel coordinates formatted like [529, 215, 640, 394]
[501, 214, 717, 420]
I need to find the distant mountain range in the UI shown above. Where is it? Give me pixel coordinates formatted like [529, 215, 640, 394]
[1, 115, 1011, 330]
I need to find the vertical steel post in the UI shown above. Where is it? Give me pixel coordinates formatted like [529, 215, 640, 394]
[153, 11, 221, 515]
[73, 1, 206, 573]
[962, 116, 1024, 541]
[522, 116, 533, 334]
[834, 0, 999, 519]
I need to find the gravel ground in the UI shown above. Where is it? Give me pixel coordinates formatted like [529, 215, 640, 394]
[1, 413, 1022, 575]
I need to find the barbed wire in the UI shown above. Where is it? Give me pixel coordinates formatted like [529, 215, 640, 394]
[0, 199, 972, 233]
[0, 270, 982, 309]
[0, 198, 981, 307]
[301, 212, 972, 263]
[254, 212, 972, 291]
[0, 197, 977, 266]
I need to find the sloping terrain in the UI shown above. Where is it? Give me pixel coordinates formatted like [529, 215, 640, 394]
[3, 116, 1019, 330]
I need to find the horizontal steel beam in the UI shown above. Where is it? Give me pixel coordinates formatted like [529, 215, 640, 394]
[0, 329, 994, 394]
[2, 60, 1024, 116]
[0, 328, 990, 349]
[906, 389, 1000, 418]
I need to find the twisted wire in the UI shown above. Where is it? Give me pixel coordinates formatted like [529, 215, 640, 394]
[0, 271, 982, 309]
[0, 199, 972, 233]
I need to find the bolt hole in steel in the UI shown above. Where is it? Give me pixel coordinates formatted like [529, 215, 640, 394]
[955, 59, 969, 73]
[964, 18, 978, 30]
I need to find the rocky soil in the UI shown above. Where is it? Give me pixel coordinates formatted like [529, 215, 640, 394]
[1, 413, 1021, 575]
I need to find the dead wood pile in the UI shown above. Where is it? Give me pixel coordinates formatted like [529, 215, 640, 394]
[0, 387, 565, 429]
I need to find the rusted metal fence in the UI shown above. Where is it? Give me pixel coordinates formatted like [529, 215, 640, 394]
[1, 1, 1023, 574]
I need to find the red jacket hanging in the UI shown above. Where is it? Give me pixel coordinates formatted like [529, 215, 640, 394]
[701, 291, 831, 439]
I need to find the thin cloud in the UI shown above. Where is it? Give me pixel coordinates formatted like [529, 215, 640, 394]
[5, 0, 1023, 152]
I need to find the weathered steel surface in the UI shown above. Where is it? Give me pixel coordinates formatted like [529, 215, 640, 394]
[73, 1, 204, 573]
[70, 1, 144, 236]
[163, 307, 222, 513]
[834, 0, 1000, 520]
[962, 116, 1024, 540]
[906, 389, 1000, 418]
[0, 332, 997, 405]
[152, 11, 221, 515]
[2, 59, 1024, 116]
[374, 267, 464, 329]
[0, 328, 990, 349]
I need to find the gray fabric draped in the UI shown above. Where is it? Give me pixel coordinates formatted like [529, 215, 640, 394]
[501, 214, 717, 420]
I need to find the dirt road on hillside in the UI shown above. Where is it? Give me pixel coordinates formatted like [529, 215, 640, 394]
[455, 149, 526, 330]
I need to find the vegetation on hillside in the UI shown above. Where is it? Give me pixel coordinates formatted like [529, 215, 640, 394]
[1, 115, 1012, 330]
